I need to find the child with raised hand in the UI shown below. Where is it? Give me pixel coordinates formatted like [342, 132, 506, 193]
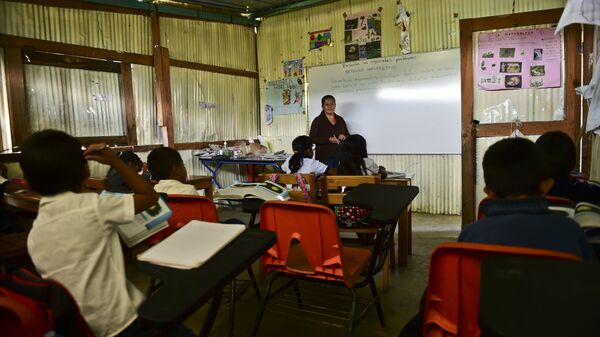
[147, 147, 198, 196]
[459, 137, 595, 260]
[281, 135, 328, 175]
[21, 130, 193, 337]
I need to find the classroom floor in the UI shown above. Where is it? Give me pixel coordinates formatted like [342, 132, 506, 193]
[128, 212, 461, 337]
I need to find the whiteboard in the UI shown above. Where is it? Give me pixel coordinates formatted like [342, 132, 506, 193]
[307, 49, 461, 154]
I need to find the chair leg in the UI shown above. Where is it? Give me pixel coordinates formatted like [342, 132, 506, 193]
[200, 288, 224, 337]
[382, 254, 390, 293]
[250, 274, 278, 337]
[247, 267, 261, 300]
[369, 278, 386, 329]
[292, 280, 303, 309]
[389, 233, 396, 270]
[228, 279, 236, 337]
[347, 288, 358, 337]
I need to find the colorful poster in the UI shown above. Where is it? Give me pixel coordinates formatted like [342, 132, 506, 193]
[344, 10, 382, 62]
[477, 28, 561, 90]
[308, 29, 332, 51]
[265, 76, 304, 115]
[283, 58, 304, 77]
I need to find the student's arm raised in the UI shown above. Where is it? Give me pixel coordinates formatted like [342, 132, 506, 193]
[84, 144, 158, 213]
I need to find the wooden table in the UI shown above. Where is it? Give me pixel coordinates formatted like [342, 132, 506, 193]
[3, 190, 41, 213]
[382, 177, 413, 267]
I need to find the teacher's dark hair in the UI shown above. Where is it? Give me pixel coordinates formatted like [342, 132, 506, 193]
[288, 135, 312, 173]
[321, 95, 336, 106]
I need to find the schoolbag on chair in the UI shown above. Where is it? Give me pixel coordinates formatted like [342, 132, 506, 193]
[0, 268, 95, 337]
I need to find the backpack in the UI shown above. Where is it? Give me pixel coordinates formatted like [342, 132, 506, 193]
[0, 268, 95, 337]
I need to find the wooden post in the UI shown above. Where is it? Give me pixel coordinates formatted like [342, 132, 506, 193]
[4, 47, 28, 146]
[121, 62, 138, 146]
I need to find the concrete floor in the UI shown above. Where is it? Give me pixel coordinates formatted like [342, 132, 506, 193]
[129, 212, 461, 337]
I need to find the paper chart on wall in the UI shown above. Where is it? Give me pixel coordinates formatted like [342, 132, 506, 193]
[265, 76, 305, 115]
[476, 28, 561, 91]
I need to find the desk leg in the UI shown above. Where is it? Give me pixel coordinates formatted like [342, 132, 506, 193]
[200, 161, 223, 189]
[397, 208, 409, 267]
[382, 254, 390, 293]
[199, 288, 224, 337]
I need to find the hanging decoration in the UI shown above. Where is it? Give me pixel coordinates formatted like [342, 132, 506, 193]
[283, 58, 304, 77]
[395, 1, 411, 54]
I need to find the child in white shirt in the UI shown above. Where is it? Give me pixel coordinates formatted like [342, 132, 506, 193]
[281, 135, 328, 175]
[147, 147, 198, 196]
[21, 130, 195, 337]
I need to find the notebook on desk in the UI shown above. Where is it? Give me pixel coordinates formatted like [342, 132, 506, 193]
[137, 220, 246, 269]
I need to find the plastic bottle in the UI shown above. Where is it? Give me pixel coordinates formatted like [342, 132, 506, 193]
[223, 141, 228, 157]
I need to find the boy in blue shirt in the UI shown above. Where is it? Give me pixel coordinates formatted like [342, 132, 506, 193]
[459, 137, 595, 260]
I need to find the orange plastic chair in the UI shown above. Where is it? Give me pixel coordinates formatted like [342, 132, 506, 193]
[422, 242, 581, 337]
[252, 201, 382, 337]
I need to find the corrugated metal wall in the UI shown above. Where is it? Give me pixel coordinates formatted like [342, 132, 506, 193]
[130, 64, 162, 145]
[170, 66, 257, 143]
[160, 17, 257, 71]
[24, 64, 125, 136]
[591, 134, 600, 181]
[256, 0, 567, 214]
[0, 1, 152, 54]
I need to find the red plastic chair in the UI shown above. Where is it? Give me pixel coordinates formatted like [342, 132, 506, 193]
[422, 242, 581, 337]
[0, 292, 50, 337]
[252, 201, 381, 337]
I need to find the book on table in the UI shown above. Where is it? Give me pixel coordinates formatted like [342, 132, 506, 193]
[574, 202, 600, 228]
[101, 191, 172, 247]
[213, 180, 290, 201]
[137, 220, 246, 269]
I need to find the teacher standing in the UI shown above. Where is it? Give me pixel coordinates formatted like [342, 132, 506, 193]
[309, 95, 349, 166]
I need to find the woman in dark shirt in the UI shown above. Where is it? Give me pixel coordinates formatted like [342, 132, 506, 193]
[309, 95, 349, 166]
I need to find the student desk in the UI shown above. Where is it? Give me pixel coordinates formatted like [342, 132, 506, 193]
[3, 190, 41, 213]
[136, 228, 276, 337]
[196, 155, 283, 188]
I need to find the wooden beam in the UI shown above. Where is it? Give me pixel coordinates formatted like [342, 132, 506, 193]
[470, 8, 563, 31]
[78, 136, 128, 146]
[12, 0, 151, 16]
[581, 25, 595, 176]
[22, 51, 121, 73]
[153, 46, 174, 147]
[475, 121, 572, 137]
[563, 24, 582, 142]
[0, 34, 153, 66]
[459, 19, 476, 226]
[151, 12, 161, 48]
[120, 63, 138, 146]
[173, 139, 253, 151]
[4, 47, 29, 146]
[170, 59, 259, 79]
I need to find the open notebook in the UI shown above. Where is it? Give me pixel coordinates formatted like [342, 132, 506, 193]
[137, 220, 246, 269]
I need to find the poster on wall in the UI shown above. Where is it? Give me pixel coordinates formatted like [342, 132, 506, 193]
[283, 58, 304, 77]
[265, 76, 304, 115]
[308, 28, 332, 51]
[344, 9, 382, 62]
[476, 28, 561, 90]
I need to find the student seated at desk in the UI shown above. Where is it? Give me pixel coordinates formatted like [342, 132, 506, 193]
[106, 151, 150, 193]
[20, 130, 194, 337]
[459, 137, 595, 260]
[338, 134, 387, 178]
[147, 147, 198, 196]
[281, 135, 328, 175]
[536, 131, 600, 204]
[398, 137, 595, 337]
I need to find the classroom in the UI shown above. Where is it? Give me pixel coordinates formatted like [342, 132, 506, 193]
[1, 0, 600, 336]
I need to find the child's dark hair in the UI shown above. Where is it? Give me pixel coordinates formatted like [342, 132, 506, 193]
[338, 134, 367, 175]
[288, 135, 312, 173]
[535, 131, 576, 180]
[483, 137, 549, 198]
[119, 151, 142, 168]
[147, 147, 183, 180]
[20, 129, 87, 196]
[321, 95, 335, 105]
